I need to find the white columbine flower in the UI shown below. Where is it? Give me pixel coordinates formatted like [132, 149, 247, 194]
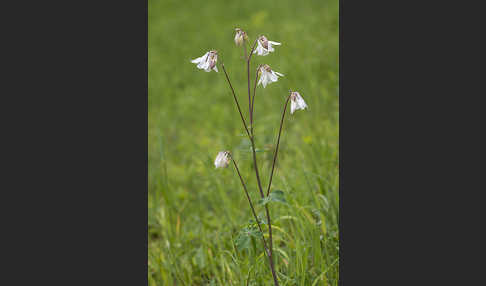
[191, 50, 218, 72]
[253, 35, 281, 56]
[290, 91, 308, 114]
[258, 64, 284, 88]
[234, 28, 247, 46]
[214, 151, 231, 168]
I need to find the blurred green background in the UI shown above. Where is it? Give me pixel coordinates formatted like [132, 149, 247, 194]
[149, 0, 338, 285]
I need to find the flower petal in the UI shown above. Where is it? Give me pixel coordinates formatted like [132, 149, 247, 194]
[290, 100, 296, 114]
[269, 72, 278, 82]
[191, 52, 209, 64]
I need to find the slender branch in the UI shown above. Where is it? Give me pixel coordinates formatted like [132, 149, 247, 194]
[248, 37, 258, 62]
[249, 138, 265, 198]
[248, 63, 276, 261]
[248, 134, 271, 261]
[246, 39, 279, 286]
[243, 44, 251, 125]
[245, 38, 264, 198]
[250, 65, 261, 136]
[232, 157, 280, 286]
[266, 93, 292, 196]
[245, 37, 258, 128]
[231, 158, 271, 257]
[247, 39, 258, 132]
[220, 62, 251, 138]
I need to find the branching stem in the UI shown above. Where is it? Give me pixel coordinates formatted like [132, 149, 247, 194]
[231, 157, 280, 286]
[220, 62, 251, 139]
[246, 37, 280, 286]
[231, 158, 270, 256]
[250, 65, 261, 135]
[266, 93, 292, 196]
[220, 39, 281, 286]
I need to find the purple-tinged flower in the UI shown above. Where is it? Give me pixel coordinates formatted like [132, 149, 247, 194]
[253, 35, 281, 56]
[257, 64, 284, 88]
[214, 151, 231, 168]
[290, 91, 308, 114]
[191, 50, 218, 72]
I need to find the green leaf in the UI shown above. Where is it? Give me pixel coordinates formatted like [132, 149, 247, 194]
[235, 233, 252, 251]
[258, 190, 287, 206]
[257, 196, 271, 206]
[235, 225, 263, 251]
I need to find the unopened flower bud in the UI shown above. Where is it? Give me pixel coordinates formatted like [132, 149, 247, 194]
[234, 28, 247, 46]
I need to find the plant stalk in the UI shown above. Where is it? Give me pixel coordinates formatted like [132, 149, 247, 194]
[221, 44, 280, 286]
[220, 62, 251, 139]
[243, 44, 251, 123]
[231, 158, 270, 256]
[231, 158, 280, 286]
[250, 65, 261, 135]
[266, 93, 292, 196]
[246, 38, 280, 286]
[247, 39, 257, 130]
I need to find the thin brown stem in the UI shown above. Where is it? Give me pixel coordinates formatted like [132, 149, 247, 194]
[220, 62, 251, 138]
[221, 43, 280, 286]
[250, 65, 261, 136]
[247, 38, 258, 123]
[244, 39, 265, 199]
[231, 158, 270, 257]
[249, 138, 264, 198]
[246, 39, 280, 286]
[266, 93, 292, 196]
[232, 158, 280, 286]
[248, 64, 275, 260]
[248, 37, 258, 62]
[248, 137, 272, 265]
[243, 44, 251, 124]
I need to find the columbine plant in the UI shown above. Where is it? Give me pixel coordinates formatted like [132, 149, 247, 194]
[191, 28, 307, 286]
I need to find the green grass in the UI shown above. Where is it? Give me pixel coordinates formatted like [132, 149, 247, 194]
[149, 0, 339, 284]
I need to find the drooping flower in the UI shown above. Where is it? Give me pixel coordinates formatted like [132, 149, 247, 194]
[253, 35, 281, 56]
[234, 28, 247, 46]
[257, 64, 284, 88]
[290, 91, 308, 114]
[214, 151, 231, 168]
[191, 50, 218, 72]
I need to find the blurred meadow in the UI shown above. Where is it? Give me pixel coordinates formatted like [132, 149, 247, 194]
[148, 0, 338, 285]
